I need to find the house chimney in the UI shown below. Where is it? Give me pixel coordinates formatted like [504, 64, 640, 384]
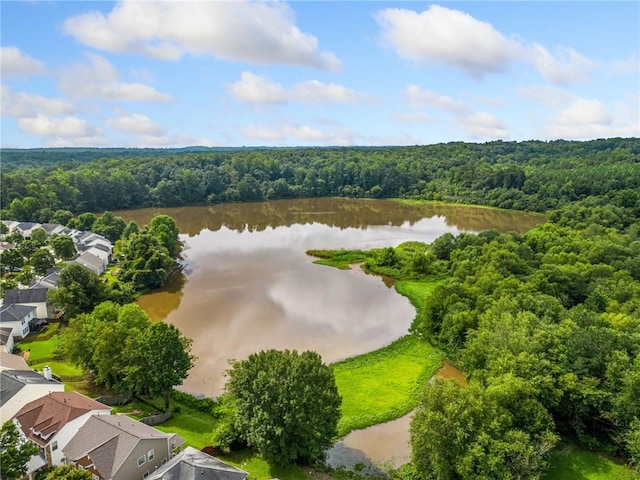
[43, 365, 52, 380]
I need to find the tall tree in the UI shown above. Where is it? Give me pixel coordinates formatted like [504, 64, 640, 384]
[45, 465, 92, 480]
[92, 211, 127, 242]
[0, 421, 40, 480]
[225, 349, 341, 466]
[128, 322, 195, 409]
[50, 234, 76, 260]
[48, 264, 109, 319]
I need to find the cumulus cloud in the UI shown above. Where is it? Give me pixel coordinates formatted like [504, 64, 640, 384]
[106, 111, 164, 135]
[241, 122, 357, 145]
[63, 1, 340, 71]
[529, 44, 597, 84]
[1, 85, 75, 117]
[226, 72, 288, 104]
[1, 46, 45, 78]
[227, 72, 374, 105]
[375, 5, 521, 78]
[58, 53, 173, 102]
[517, 85, 574, 107]
[375, 5, 596, 84]
[392, 112, 440, 123]
[457, 112, 510, 139]
[403, 85, 468, 114]
[18, 113, 107, 146]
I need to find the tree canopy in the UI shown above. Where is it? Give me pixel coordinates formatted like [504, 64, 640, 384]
[1, 421, 40, 480]
[224, 349, 341, 466]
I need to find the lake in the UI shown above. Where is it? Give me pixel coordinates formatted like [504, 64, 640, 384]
[115, 198, 543, 468]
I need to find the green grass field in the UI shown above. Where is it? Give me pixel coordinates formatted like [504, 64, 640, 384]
[546, 444, 636, 480]
[18, 331, 61, 362]
[332, 334, 443, 437]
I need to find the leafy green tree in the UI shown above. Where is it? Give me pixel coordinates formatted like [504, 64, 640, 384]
[1, 421, 40, 480]
[48, 264, 109, 319]
[0, 248, 24, 272]
[127, 322, 195, 409]
[50, 234, 76, 260]
[71, 212, 96, 231]
[30, 227, 48, 246]
[122, 220, 139, 239]
[92, 211, 127, 242]
[225, 349, 341, 466]
[45, 465, 93, 480]
[29, 248, 55, 275]
[148, 215, 182, 259]
[17, 239, 39, 258]
[118, 232, 175, 291]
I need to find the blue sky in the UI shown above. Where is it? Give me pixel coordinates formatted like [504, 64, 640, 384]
[1, 1, 638, 148]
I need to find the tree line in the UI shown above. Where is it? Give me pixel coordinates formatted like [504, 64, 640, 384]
[2, 138, 638, 223]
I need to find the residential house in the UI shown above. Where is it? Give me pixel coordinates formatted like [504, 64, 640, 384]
[0, 326, 15, 353]
[0, 303, 37, 339]
[30, 269, 61, 290]
[71, 250, 107, 275]
[3, 288, 52, 319]
[40, 223, 72, 236]
[146, 447, 248, 480]
[63, 414, 185, 480]
[11, 222, 43, 239]
[13, 391, 111, 475]
[0, 368, 65, 423]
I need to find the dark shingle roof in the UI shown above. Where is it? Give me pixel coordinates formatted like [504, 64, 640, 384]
[0, 304, 37, 322]
[0, 327, 12, 345]
[0, 370, 61, 405]
[3, 289, 48, 305]
[147, 447, 248, 480]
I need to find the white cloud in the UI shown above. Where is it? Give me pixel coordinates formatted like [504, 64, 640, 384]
[529, 44, 597, 84]
[541, 96, 639, 139]
[58, 53, 173, 102]
[291, 80, 376, 104]
[106, 111, 164, 135]
[241, 122, 357, 145]
[403, 85, 468, 114]
[226, 72, 288, 104]
[607, 54, 640, 76]
[457, 112, 510, 139]
[63, 1, 341, 71]
[0, 46, 45, 78]
[375, 5, 521, 78]
[392, 112, 440, 123]
[375, 5, 597, 84]
[18, 113, 107, 146]
[1, 85, 75, 117]
[227, 72, 373, 105]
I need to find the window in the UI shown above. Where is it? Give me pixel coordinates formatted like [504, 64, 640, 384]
[143, 472, 149, 479]
[52, 441, 58, 451]
[137, 455, 146, 467]
[147, 449, 154, 461]
[92, 475, 99, 480]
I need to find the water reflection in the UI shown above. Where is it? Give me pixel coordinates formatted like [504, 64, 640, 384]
[116, 199, 543, 398]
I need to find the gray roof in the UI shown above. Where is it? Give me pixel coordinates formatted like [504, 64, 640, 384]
[64, 415, 172, 479]
[17, 222, 40, 231]
[147, 447, 248, 480]
[74, 251, 104, 269]
[0, 327, 12, 345]
[90, 243, 111, 253]
[3, 288, 48, 305]
[0, 304, 37, 322]
[30, 270, 60, 290]
[0, 369, 61, 405]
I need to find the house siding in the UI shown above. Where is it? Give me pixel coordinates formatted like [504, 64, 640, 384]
[113, 438, 170, 480]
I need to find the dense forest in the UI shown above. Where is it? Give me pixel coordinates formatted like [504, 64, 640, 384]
[2, 138, 639, 222]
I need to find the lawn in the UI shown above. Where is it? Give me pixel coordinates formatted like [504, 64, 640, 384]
[18, 331, 61, 362]
[332, 334, 443, 437]
[29, 360, 84, 378]
[546, 444, 636, 480]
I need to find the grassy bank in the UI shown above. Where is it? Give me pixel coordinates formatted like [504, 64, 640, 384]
[333, 335, 443, 437]
[546, 444, 636, 480]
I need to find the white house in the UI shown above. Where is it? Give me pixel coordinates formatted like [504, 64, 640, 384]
[71, 250, 107, 275]
[0, 304, 37, 339]
[2, 289, 50, 319]
[0, 327, 15, 353]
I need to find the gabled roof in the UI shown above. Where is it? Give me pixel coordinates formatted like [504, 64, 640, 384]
[0, 327, 13, 346]
[14, 392, 110, 446]
[90, 243, 111, 254]
[0, 369, 61, 405]
[147, 447, 248, 480]
[16, 222, 41, 232]
[3, 289, 48, 305]
[64, 415, 172, 479]
[0, 304, 38, 322]
[73, 251, 104, 270]
[0, 352, 29, 371]
[30, 270, 60, 290]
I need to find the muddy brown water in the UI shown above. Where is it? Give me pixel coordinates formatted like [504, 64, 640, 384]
[115, 198, 542, 468]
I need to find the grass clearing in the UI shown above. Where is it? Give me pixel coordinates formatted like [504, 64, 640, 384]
[546, 444, 636, 480]
[29, 360, 84, 378]
[332, 335, 443, 437]
[18, 332, 61, 362]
